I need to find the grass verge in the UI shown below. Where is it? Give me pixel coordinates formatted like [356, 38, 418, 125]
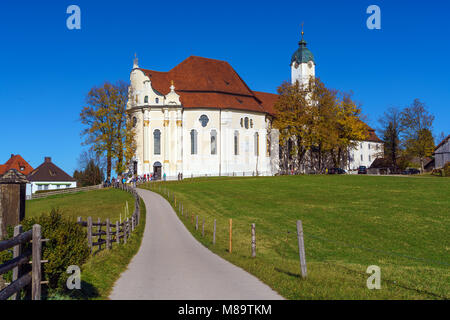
[142, 175, 449, 300]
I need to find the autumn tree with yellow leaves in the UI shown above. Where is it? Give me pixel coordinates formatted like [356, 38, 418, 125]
[274, 77, 367, 173]
[80, 81, 136, 180]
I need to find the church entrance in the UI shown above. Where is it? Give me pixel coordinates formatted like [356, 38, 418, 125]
[153, 162, 162, 180]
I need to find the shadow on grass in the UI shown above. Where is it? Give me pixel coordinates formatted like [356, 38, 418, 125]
[44, 280, 100, 300]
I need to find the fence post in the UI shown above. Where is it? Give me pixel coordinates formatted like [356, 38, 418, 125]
[251, 223, 256, 258]
[213, 219, 216, 245]
[11, 225, 23, 300]
[116, 221, 120, 244]
[106, 219, 111, 250]
[229, 219, 232, 253]
[97, 218, 102, 251]
[31, 224, 41, 300]
[296, 220, 307, 279]
[87, 217, 93, 251]
[202, 218, 205, 237]
[195, 216, 199, 231]
[124, 218, 128, 244]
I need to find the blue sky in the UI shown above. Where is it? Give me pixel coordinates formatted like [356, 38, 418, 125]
[1, 0, 449, 175]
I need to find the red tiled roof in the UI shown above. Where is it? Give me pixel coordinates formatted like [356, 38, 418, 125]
[253, 91, 279, 115]
[365, 127, 383, 143]
[140, 56, 271, 114]
[0, 154, 34, 176]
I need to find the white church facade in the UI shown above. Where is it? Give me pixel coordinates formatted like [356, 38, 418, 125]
[127, 55, 279, 179]
[127, 33, 382, 179]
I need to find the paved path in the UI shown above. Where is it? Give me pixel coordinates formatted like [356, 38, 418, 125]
[109, 188, 283, 300]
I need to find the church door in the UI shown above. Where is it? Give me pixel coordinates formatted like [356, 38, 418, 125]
[153, 162, 162, 180]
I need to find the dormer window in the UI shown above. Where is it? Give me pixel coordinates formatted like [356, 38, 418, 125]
[20, 166, 25, 171]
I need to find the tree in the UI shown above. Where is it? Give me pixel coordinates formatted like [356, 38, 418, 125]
[331, 92, 367, 167]
[80, 81, 136, 180]
[378, 107, 402, 172]
[273, 80, 309, 174]
[73, 150, 105, 187]
[400, 99, 435, 172]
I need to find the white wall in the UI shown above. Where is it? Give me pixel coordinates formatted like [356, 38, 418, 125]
[348, 141, 384, 170]
[28, 181, 77, 195]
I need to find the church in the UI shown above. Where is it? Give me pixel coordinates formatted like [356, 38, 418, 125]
[127, 33, 382, 179]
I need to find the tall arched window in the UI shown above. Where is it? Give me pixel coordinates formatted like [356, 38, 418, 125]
[154, 130, 161, 155]
[234, 131, 239, 155]
[144, 96, 149, 104]
[244, 117, 249, 129]
[191, 129, 198, 155]
[211, 130, 217, 155]
[254, 132, 259, 156]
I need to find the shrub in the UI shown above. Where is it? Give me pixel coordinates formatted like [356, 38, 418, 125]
[21, 209, 90, 292]
[444, 162, 450, 177]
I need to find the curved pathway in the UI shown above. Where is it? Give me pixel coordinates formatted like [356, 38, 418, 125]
[109, 188, 283, 300]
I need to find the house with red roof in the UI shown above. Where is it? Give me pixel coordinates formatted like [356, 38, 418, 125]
[0, 154, 34, 177]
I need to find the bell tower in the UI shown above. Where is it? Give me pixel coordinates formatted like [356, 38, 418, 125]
[291, 24, 315, 86]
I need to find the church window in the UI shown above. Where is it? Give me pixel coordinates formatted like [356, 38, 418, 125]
[155, 98, 159, 104]
[361, 154, 363, 161]
[250, 119, 253, 128]
[234, 131, 239, 155]
[191, 129, 198, 154]
[144, 96, 149, 104]
[369, 155, 371, 162]
[211, 130, 217, 155]
[199, 115, 209, 127]
[154, 130, 161, 155]
[254, 132, 259, 156]
[244, 117, 249, 129]
[132, 116, 137, 128]
[240, 118, 243, 127]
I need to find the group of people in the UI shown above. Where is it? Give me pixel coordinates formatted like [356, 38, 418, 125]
[103, 171, 185, 188]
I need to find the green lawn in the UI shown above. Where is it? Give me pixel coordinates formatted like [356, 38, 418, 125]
[26, 188, 135, 222]
[142, 175, 450, 300]
[24, 188, 144, 300]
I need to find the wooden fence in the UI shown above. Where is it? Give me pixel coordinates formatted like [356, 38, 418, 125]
[0, 224, 46, 300]
[77, 184, 141, 253]
[28, 184, 103, 200]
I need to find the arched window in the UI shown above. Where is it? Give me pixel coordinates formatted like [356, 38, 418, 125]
[144, 96, 149, 104]
[132, 116, 137, 128]
[191, 129, 198, 155]
[234, 131, 239, 155]
[155, 98, 159, 104]
[211, 130, 217, 155]
[244, 117, 249, 129]
[254, 132, 259, 156]
[250, 119, 253, 128]
[199, 115, 209, 127]
[154, 130, 161, 155]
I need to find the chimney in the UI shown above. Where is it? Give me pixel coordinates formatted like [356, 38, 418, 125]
[11, 154, 14, 158]
[44, 157, 51, 163]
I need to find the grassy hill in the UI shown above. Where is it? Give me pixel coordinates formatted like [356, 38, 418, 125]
[26, 188, 135, 222]
[142, 175, 449, 299]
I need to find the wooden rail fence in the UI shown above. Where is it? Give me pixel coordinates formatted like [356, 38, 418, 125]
[28, 184, 103, 200]
[76, 184, 141, 253]
[0, 224, 46, 300]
